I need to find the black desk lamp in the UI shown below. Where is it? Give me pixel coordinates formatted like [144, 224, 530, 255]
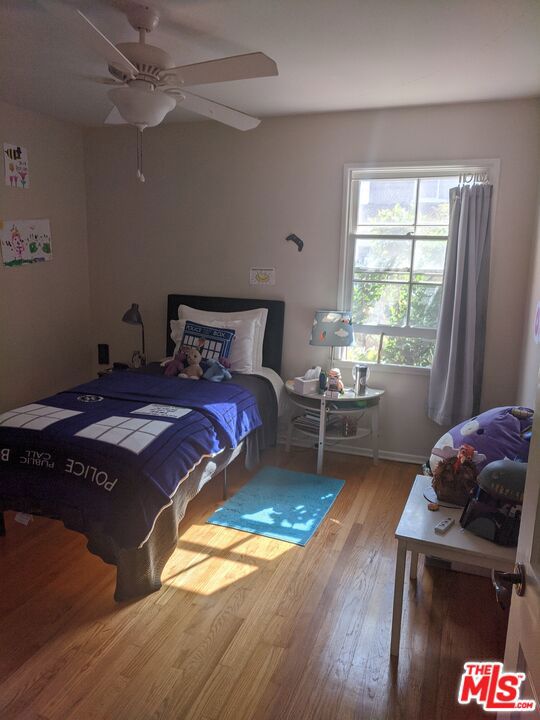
[122, 303, 146, 367]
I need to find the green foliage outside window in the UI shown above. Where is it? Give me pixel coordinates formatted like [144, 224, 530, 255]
[348, 199, 450, 368]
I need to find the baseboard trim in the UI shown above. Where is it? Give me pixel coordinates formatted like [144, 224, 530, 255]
[277, 434, 425, 466]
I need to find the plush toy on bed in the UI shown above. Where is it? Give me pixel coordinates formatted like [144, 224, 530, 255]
[203, 358, 232, 382]
[162, 349, 186, 377]
[161, 349, 232, 382]
[179, 347, 203, 380]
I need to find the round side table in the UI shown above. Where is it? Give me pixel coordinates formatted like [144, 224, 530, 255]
[285, 381, 385, 474]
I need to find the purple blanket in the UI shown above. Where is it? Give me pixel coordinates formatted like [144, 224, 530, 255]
[0, 372, 261, 548]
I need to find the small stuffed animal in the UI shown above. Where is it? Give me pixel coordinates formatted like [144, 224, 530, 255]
[180, 347, 203, 380]
[203, 359, 232, 382]
[162, 350, 186, 377]
[327, 368, 344, 394]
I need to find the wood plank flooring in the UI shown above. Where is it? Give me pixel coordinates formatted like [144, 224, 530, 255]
[0, 448, 507, 719]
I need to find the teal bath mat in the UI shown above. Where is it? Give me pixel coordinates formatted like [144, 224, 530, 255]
[207, 465, 345, 545]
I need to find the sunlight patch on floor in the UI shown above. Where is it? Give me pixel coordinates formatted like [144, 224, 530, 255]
[161, 525, 293, 595]
[163, 546, 203, 573]
[228, 534, 294, 560]
[164, 554, 258, 595]
[178, 523, 248, 550]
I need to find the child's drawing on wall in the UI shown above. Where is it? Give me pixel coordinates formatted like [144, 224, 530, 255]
[0, 220, 52, 267]
[3, 144, 30, 189]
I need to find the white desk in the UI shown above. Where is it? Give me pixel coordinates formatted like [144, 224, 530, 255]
[391, 475, 516, 657]
[285, 381, 384, 474]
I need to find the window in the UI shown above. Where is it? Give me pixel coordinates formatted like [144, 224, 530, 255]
[339, 165, 488, 369]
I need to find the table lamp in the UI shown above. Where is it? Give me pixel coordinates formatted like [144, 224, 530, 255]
[310, 310, 354, 369]
[122, 303, 146, 367]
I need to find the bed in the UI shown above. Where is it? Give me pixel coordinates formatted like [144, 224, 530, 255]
[0, 294, 285, 600]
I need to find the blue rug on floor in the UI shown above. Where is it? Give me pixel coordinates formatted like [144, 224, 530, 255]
[206, 465, 345, 545]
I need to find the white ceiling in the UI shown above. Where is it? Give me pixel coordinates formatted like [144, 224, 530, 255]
[1, 0, 539, 127]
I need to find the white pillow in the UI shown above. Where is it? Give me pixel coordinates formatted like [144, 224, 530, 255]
[170, 317, 257, 373]
[177, 305, 268, 371]
[170, 318, 185, 351]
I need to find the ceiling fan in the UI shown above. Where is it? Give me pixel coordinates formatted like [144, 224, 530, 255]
[40, 1, 278, 179]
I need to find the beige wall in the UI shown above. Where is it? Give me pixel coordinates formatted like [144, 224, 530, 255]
[0, 101, 91, 412]
[84, 98, 540, 460]
[519, 189, 540, 409]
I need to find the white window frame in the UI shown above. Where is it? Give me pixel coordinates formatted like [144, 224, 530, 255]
[337, 160, 499, 371]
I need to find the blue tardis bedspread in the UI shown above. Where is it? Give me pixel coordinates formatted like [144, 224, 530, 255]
[0, 372, 261, 548]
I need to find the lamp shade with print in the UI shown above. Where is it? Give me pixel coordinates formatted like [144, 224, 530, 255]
[310, 310, 354, 368]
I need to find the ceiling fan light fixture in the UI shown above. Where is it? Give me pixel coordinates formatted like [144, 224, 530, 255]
[108, 84, 175, 130]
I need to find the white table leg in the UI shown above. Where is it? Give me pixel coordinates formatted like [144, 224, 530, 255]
[391, 541, 407, 657]
[410, 550, 418, 580]
[316, 395, 326, 475]
[371, 401, 380, 465]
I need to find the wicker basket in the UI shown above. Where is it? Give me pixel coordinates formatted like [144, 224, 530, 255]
[432, 458, 478, 506]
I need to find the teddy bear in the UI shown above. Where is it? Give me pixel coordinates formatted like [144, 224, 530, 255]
[179, 346, 203, 380]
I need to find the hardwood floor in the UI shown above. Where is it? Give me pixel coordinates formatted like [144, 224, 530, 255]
[0, 448, 507, 719]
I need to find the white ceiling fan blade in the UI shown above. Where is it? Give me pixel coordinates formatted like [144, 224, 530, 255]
[39, 0, 137, 78]
[179, 91, 260, 131]
[161, 52, 278, 87]
[82, 75, 124, 85]
[104, 106, 127, 125]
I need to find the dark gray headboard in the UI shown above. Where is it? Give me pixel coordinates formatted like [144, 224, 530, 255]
[167, 294, 285, 375]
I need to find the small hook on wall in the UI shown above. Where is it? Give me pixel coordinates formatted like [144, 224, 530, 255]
[286, 233, 304, 252]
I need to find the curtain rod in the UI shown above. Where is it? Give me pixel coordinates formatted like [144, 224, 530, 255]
[459, 171, 489, 185]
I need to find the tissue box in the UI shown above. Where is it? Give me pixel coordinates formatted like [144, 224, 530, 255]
[293, 376, 319, 395]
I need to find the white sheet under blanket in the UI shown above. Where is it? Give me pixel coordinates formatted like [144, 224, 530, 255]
[252, 367, 286, 416]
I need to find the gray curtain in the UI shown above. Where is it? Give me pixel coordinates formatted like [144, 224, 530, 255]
[428, 183, 492, 426]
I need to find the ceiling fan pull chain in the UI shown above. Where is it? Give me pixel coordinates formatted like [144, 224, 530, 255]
[135, 127, 140, 180]
[136, 127, 145, 183]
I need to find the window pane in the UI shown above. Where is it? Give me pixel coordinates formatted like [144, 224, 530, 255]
[345, 333, 381, 363]
[354, 225, 415, 236]
[356, 178, 416, 225]
[355, 271, 410, 282]
[417, 176, 458, 225]
[381, 336, 435, 367]
[409, 284, 442, 329]
[346, 172, 461, 366]
[412, 240, 447, 282]
[413, 225, 449, 237]
[353, 281, 408, 326]
[345, 333, 435, 367]
[355, 238, 412, 276]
